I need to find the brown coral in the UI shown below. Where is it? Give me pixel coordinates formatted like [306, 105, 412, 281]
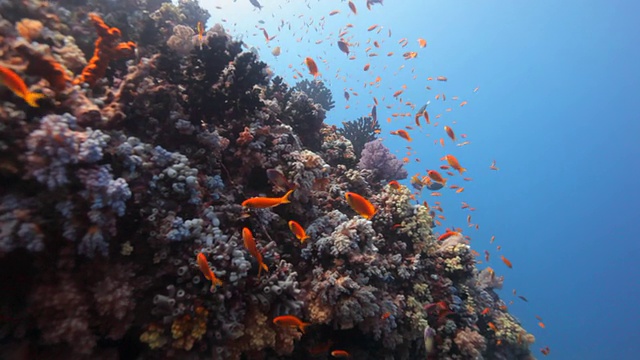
[74, 13, 136, 87]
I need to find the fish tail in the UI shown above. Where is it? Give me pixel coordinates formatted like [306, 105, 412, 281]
[301, 235, 309, 243]
[299, 322, 311, 334]
[280, 189, 294, 203]
[459, 167, 467, 174]
[23, 92, 45, 107]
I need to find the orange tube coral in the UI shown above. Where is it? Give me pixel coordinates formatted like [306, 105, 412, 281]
[74, 13, 136, 86]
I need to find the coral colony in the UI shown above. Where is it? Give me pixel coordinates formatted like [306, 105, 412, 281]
[0, 0, 535, 359]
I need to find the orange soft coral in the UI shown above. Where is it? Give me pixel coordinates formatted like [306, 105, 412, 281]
[74, 13, 136, 87]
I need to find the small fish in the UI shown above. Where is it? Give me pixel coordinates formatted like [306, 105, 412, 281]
[388, 180, 401, 189]
[538, 321, 546, 328]
[348, 1, 357, 15]
[242, 189, 294, 208]
[484, 250, 490, 262]
[371, 105, 377, 124]
[490, 160, 499, 171]
[266, 168, 292, 191]
[437, 231, 460, 241]
[488, 322, 498, 332]
[437, 76, 448, 81]
[363, 63, 370, 71]
[243, 227, 269, 278]
[345, 192, 376, 220]
[390, 129, 412, 141]
[427, 170, 447, 185]
[249, 0, 262, 10]
[197, 21, 204, 49]
[271, 46, 281, 56]
[424, 326, 436, 354]
[273, 315, 310, 334]
[329, 10, 340, 16]
[442, 154, 467, 174]
[0, 65, 45, 107]
[304, 57, 320, 78]
[288, 220, 309, 243]
[540, 346, 551, 356]
[417, 38, 427, 47]
[196, 252, 223, 291]
[518, 295, 528, 302]
[331, 350, 351, 358]
[481, 307, 490, 315]
[337, 40, 350, 55]
[381, 312, 391, 319]
[443, 125, 456, 141]
[367, 24, 378, 31]
[501, 255, 513, 269]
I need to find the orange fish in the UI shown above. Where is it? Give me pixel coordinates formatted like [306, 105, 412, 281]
[488, 322, 498, 332]
[0, 65, 45, 107]
[427, 170, 447, 185]
[442, 155, 467, 174]
[388, 180, 401, 189]
[363, 63, 370, 71]
[242, 189, 294, 208]
[331, 350, 351, 358]
[329, 10, 340, 16]
[417, 38, 427, 48]
[288, 220, 309, 243]
[196, 252, 223, 291]
[345, 192, 376, 220]
[304, 57, 320, 78]
[381, 312, 391, 320]
[481, 307, 490, 315]
[243, 227, 269, 278]
[538, 322, 546, 329]
[367, 24, 378, 31]
[391, 129, 412, 141]
[273, 315, 311, 334]
[348, 1, 357, 14]
[197, 21, 205, 49]
[501, 255, 513, 269]
[443, 126, 456, 141]
[437, 231, 459, 241]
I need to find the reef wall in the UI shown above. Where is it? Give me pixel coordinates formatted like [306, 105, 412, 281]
[0, 0, 535, 359]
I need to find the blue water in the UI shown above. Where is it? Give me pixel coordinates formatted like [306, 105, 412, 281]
[206, 0, 640, 358]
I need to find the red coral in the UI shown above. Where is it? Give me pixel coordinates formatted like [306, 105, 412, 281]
[74, 13, 136, 87]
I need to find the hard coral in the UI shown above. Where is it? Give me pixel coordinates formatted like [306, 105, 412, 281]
[74, 13, 136, 87]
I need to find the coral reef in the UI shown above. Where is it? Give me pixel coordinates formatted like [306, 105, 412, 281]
[0, 1, 534, 359]
[337, 116, 381, 157]
[358, 138, 409, 183]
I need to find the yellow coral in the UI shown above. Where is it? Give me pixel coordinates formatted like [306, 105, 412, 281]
[171, 306, 209, 351]
[140, 323, 168, 350]
[229, 307, 276, 354]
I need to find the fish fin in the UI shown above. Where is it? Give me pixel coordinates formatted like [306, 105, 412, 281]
[23, 92, 45, 107]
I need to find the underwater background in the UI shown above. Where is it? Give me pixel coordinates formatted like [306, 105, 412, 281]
[0, 0, 638, 359]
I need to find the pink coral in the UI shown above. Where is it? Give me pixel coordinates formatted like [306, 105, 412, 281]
[454, 327, 486, 359]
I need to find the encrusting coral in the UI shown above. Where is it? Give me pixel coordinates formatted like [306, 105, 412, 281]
[0, 0, 535, 359]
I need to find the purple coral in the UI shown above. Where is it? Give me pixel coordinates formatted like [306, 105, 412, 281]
[358, 139, 408, 182]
